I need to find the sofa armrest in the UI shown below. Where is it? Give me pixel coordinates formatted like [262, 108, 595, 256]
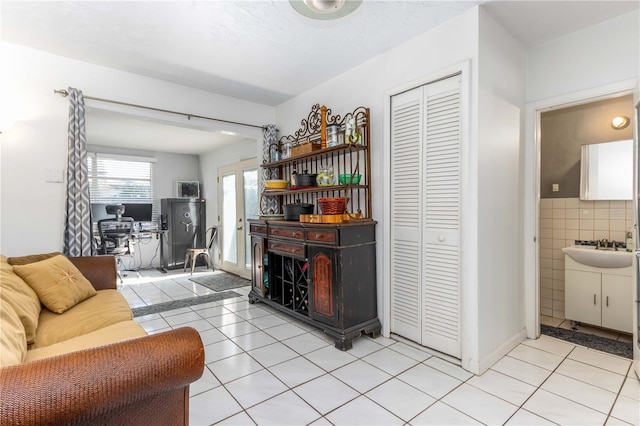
[0, 327, 204, 425]
[69, 255, 118, 290]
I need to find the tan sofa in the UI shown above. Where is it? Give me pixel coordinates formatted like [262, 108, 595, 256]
[0, 253, 204, 425]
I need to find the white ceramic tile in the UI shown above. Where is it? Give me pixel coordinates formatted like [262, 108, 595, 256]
[541, 372, 618, 414]
[410, 401, 482, 425]
[523, 389, 607, 426]
[205, 312, 244, 327]
[467, 369, 537, 405]
[442, 383, 518, 425]
[308, 417, 333, 425]
[556, 359, 625, 393]
[540, 199, 553, 209]
[225, 369, 288, 408]
[325, 395, 404, 425]
[189, 386, 243, 426]
[247, 391, 321, 426]
[198, 327, 227, 345]
[173, 318, 213, 332]
[505, 409, 556, 425]
[268, 356, 326, 387]
[189, 366, 221, 397]
[610, 395, 640, 425]
[331, 359, 393, 393]
[138, 318, 170, 333]
[233, 306, 271, 320]
[247, 342, 299, 368]
[521, 335, 575, 357]
[397, 364, 462, 399]
[365, 378, 436, 421]
[294, 374, 359, 415]
[304, 345, 358, 372]
[204, 339, 244, 364]
[507, 343, 565, 370]
[281, 332, 330, 355]
[620, 375, 640, 401]
[422, 356, 474, 382]
[216, 411, 256, 425]
[346, 336, 385, 358]
[362, 347, 419, 376]
[231, 330, 277, 351]
[490, 356, 552, 386]
[568, 346, 632, 375]
[263, 322, 306, 341]
[217, 320, 260, 338]
[248, 313, 289, 329]
[207, 353, 263, 384]
[193, 304, 231, 318]
[606, 416, 634, 426]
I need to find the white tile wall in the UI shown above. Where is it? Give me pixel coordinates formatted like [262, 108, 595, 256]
[539, 198, 634, 319]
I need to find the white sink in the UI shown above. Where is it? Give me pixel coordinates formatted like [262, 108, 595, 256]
[562, 245, 633, 268]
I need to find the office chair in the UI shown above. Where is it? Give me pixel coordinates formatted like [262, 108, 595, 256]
[184, 226, 218, 275]
[97, 204, 135, 282]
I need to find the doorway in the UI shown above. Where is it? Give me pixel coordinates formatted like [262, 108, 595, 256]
[218, 158, 258, 279]
[526, 84, 638, 360]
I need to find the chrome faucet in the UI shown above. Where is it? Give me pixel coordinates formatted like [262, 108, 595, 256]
[596, 239, 608, 249]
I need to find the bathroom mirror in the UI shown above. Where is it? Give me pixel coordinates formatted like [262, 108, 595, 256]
[580, 139, 633, 200]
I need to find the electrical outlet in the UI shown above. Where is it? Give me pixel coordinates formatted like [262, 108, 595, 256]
[552, 183, 559, 192]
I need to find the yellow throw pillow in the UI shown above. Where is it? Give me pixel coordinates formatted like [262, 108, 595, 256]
[13, 255, 97, 314]
[0, 296, 27, 367]
[0, 262, 41, 344]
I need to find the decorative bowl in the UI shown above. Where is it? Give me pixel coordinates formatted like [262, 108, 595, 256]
[338, 174, 361, 185]
[264, 179, 290, 189]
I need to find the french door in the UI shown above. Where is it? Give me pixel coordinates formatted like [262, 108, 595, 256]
[634, 97, 640, 378]
[218, 158, 258, 279]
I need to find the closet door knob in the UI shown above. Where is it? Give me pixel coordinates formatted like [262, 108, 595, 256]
[438, 235, 445, 242]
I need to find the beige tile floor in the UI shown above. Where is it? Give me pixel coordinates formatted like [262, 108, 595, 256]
[121, 269, 639, 426]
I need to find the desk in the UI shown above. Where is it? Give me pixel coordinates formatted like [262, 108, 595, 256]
[94, 229, 169, 273]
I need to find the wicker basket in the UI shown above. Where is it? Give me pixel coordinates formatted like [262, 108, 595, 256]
[317, 197, 347, 215]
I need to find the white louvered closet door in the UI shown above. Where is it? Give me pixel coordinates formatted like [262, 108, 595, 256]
[390, 74, 462, 358]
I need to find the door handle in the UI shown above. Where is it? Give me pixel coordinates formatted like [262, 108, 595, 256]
[606, 296, 609, 307]
[237, 226, 243, 231]
[593, 294, 596, 305]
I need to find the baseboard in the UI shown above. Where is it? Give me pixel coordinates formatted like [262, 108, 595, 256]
[468, 328, 527, 375]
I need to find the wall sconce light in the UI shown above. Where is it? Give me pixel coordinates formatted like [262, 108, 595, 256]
[611, 116, 630, 130]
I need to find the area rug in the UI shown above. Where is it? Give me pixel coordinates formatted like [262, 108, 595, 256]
[132, 291, 242, 317]
[541, 325, 632, 359]
[189, 271, 250, 292]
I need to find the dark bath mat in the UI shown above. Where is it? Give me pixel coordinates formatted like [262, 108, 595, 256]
[541, 324, 632, 359]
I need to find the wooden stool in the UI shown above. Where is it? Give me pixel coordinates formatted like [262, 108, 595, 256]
[184, 248, 211, 275]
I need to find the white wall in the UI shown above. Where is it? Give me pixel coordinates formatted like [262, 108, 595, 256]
[475, 8, 527, 371]
[0, 42, 274, 256]
[526, 11, 640, 103]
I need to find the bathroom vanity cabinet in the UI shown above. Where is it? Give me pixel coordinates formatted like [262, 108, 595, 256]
[248, 219, 381, 350]
[564, 256, 632, 333]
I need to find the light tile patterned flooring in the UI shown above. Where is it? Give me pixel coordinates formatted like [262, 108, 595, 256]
[121, 269, 640, 426]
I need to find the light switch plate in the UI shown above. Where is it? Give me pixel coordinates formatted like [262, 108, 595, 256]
[552, 183, 559, 192]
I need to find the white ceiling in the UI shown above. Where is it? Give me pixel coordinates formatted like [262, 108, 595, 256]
[2, 0, 638, 154]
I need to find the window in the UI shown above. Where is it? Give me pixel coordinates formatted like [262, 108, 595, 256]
[87, 153, 157, 222]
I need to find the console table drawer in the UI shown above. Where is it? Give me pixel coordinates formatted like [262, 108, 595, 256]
[306, 229, 337, 245]
[269, 227, 304, 240]
[268, 241, 305, 257]
[250, 224, 267, 236]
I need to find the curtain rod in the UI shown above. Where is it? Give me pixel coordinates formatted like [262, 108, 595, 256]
[53, 89, 266, 130]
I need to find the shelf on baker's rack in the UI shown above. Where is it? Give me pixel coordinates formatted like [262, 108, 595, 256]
[262, 184, 367, 196]
[261, 144, 367, 168]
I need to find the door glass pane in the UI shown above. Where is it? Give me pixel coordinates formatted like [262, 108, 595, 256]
[244, 169, 258, 269]
[222, 173, 237, 264]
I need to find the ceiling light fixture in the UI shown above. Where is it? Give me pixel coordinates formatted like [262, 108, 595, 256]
[290, 0, 362, 20]
[611, 116, 630, 130]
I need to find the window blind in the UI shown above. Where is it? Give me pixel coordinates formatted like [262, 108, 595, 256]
[87, 153, 157, 221]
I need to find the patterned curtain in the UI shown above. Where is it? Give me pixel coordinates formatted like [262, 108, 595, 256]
[260, 124, 280, 215]
[62, 88, 94, 256]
